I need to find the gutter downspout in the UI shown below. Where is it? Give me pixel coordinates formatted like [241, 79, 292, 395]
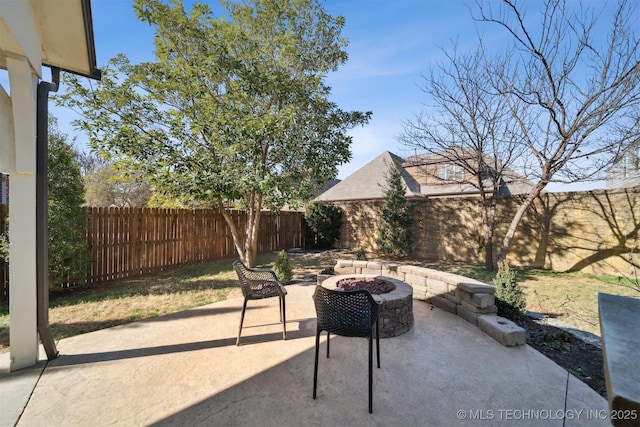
[36, 67, 60, 360]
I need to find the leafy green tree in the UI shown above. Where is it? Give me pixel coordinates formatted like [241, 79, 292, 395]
[378, 165, 413, 257]
[305, 202, 342, 249]
[48, 119, 89, 288]
[84, 162, 153, 207]
[59, 0, 370, 267]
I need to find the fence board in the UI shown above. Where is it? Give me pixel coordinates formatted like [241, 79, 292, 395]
[86, 208, 305, 284]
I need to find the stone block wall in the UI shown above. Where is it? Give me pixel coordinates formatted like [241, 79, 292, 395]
[334, 259, 526, 347]
[333, 187, 640, 276]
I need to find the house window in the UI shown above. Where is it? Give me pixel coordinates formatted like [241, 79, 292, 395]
[436, 163, 464, 182]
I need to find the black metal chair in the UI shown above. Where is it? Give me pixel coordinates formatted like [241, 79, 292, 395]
[233, 259, 287, 346]
[312, 285, 381, 413]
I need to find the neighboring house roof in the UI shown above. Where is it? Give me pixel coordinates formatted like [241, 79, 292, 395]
[404, 148, 535, 197]
[314, 151, 422, 202]
[316, 149, 535, 202]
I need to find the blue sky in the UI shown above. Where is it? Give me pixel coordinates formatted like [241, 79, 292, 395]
[48, 0, 483, 180]
[4, 0, 622, 189]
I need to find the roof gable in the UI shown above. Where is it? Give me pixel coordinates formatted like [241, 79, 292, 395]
[314, 151, 422, 202]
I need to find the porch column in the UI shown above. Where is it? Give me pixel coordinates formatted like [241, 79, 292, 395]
[6, 55, 39, 371]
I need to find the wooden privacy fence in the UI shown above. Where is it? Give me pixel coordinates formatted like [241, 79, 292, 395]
[87, 207, 306, 284]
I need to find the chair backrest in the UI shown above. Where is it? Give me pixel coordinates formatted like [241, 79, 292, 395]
[313, 286, 379, 338]
[233, 260, 253, 297]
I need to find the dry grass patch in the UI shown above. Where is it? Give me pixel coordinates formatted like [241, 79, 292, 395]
[0, 258, 243, 353]
[517, 271, 638, 335]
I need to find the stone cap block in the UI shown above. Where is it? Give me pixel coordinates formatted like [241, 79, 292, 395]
[455, 290, 495, 309]
[410, 267, 432, 278]
[365, 261, 384, 271]
[398, 265, 416, 275]
[478, 315, 526, 347]
[430, 270, 459, 283]
[380, 263, 400, 272]
[335, 260, 353, 268]
[457, 281, 495, 295]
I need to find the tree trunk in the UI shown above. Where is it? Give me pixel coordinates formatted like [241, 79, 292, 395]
[217, 196, 245, 264]
[483, 195, 497, 271]
[497, 182, 547, 263]
[243, 193, 262, 268]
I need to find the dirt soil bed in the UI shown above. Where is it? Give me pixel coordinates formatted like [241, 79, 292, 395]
[514, 315, 606, 398]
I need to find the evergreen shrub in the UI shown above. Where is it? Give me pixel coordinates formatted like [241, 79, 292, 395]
[273, 250, 293, 284]
[493, 259, 526, 318]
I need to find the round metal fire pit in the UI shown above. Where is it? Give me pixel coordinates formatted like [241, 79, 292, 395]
[320, 274, 414, 338]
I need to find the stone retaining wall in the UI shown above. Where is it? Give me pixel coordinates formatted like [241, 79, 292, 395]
[334, 259, 526, 347]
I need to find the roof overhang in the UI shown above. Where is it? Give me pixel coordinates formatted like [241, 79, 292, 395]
[0, 0, 100, 80]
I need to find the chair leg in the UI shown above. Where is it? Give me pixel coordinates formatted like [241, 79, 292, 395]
[236, 298, 248, 346]
[281, 295, 286, 340]
[313, 329, 321, 399]
[376, 319, 380, 368]
[326, 332, 330, 358]
[368, 333, 373, 414]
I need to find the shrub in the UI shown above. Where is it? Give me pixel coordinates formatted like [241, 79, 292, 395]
[305, 202, 343, 249]
[356, 248, 368, 261]
[493, 260, 526, 319]
[273, 250, 293, 284]
[48, 119, 89, 288]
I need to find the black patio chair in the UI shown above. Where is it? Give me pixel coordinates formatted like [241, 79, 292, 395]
[233, 259, 287, 346]
[312, 285, 381, 413]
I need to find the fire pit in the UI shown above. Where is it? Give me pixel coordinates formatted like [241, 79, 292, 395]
[336, 277, 396, 294]
[321, 274, 413, 338]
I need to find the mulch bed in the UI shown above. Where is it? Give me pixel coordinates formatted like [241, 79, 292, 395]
[514, 315, 606, 398]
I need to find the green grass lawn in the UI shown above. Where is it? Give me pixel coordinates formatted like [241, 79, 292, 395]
[1, 250, 638, 352]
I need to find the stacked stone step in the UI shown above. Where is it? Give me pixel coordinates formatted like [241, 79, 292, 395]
[334, 260, 525, 347]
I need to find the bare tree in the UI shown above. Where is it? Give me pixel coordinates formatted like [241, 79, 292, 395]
[478, 0, 640, 261]
[404, 0, 640, 266]
[401, 43, 527, 270]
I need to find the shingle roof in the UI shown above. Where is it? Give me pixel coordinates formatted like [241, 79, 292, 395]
[314, 151, 422, 201]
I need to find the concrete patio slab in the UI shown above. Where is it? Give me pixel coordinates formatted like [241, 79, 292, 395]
[1, 282, 608, 426]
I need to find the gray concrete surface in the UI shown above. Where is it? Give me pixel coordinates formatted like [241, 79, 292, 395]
[2, 282, 609, 426]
